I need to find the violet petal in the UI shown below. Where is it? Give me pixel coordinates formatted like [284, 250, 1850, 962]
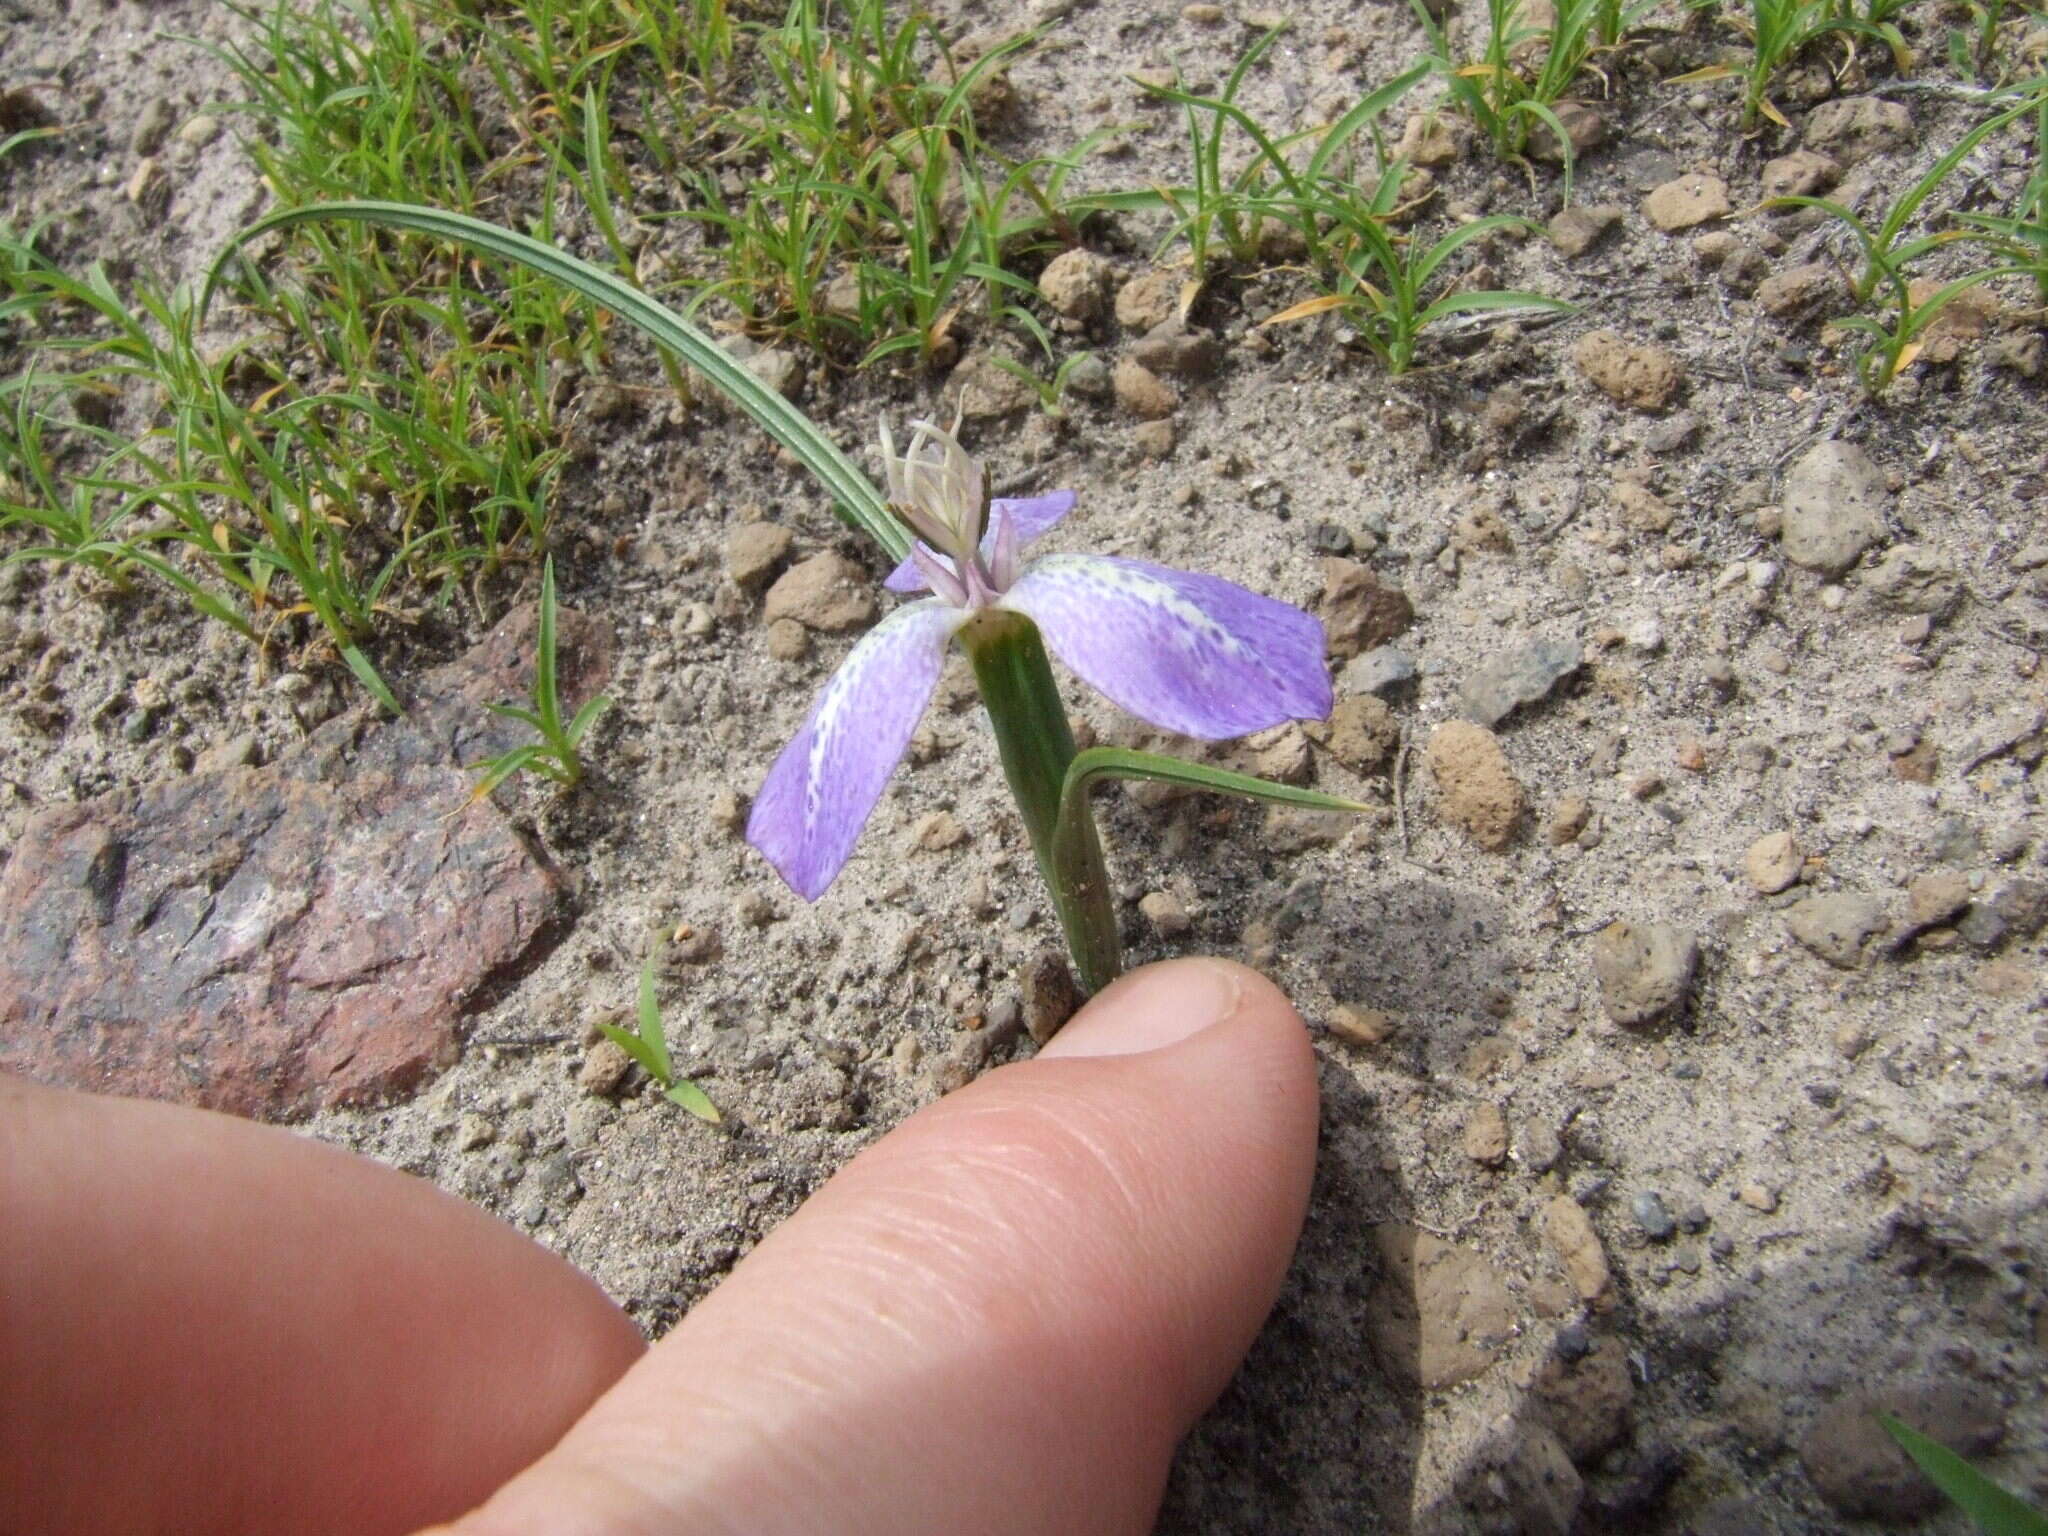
[883, 491, 1079, 592]
[746, 600, 963, 899]
[1001, 554, 1333, 738]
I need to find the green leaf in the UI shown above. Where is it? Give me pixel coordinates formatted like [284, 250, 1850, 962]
[595, 1018, 667, 1081]
[204, 202, 906, 561]
[635, 955, 676, 1084]
[339, 642, 401, 715]
[1052, 746, 1367, 910]
[1877, 1414, 2048, 1536]
[664, 1079, 723, 1124]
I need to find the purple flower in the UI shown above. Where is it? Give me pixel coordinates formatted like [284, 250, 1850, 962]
[746, 418, 1334, 899]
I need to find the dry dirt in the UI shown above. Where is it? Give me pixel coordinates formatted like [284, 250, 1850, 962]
[3, 0, 2046, 1530]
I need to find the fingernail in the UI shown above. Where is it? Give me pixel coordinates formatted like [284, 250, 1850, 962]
[1039, 959, 1245, 1059]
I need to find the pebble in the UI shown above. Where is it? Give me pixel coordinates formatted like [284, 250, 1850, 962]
[1542, 1194, 1612, 1303]
[1114, 269, 1182, 332]
[1036, 248, 1114, 319]
[1517, 1118, 1563, 1174]
[1326, 1003, 1395, 1045]
[1760, 148, 1840, 198]
[1642, 172, 1732, 231]
[908, 809, 968, 852]
[949, 349, 1037, 419]
[1020, 951, 1081, 1043]
[1957, 877, 2048, 952]
[1802, 94, 1914, 166]
[175, 113, 222, 149]
[1339, 645, 1418, 695]
[1064, 352, 1111, 399]
[1317, 559, 1414, 659]
[1735, 1182, 1778, 1212]
[1779, 439, 1890, 575]
[579, 1038, 635, 1096]
[762, 552, 877, 631]
[1743, 830, 1801, 893]
[1463, 1102, 1509, 1165]
[131, 98, 176, 156]
[724, 521, 794, 592]
[1139, 889, 1192, 937]
[1368, 1226, 1520, 1388]
[1458, 635, 1582, 726]
[1111, 357, 1178, 419]
[455, 1112, 496, 1151]
[1132, 420, 1175, 458]
[1130, 317, 1222, 379]
[1866, 543, 1962, 616]
[1425, 721, 1524, 850]
[765, 617, 810, 660]
[532, 1152, 582, 1202]
[1755, 262, 1842, 319]
[1546, 794, 1591, 845]
[1785, 891, 1891, 969]
[1592, 920, 1698, 1025]
[1905, 869, 1970, 929]
[1631, 1190, 1676, 1240]
[1572, 330, 1684, 411]
[1304, 693, 1398, 772]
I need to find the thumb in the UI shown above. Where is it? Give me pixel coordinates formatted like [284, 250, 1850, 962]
[434, 957, 1319, 1536]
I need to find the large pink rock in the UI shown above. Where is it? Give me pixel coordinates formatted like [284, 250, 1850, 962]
[0, 602, 609, 1119]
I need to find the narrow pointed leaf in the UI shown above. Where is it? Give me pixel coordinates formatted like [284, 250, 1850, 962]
[1876, 1414, 2048, 1535]
[205, 202, 906, 560]
[636, 956, 676, 1084]
[1052, 746, 1366, 910]
[664, 1079, 723, 1124]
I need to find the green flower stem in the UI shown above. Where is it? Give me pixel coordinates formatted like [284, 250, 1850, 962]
[958, 607, 1122, 999]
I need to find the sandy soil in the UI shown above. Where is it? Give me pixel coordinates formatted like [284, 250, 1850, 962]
[3, 0, 2045, 1528]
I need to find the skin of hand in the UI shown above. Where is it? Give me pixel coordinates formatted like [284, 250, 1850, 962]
[0, 958, 1318, 1536]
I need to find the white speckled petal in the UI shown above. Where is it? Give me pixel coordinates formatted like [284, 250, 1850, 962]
[746, 600, 965, 899]
[882, 491, 1080, 592]
[1002, 554, 1333, 739]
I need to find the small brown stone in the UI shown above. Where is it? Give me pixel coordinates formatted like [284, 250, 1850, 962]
[1037, 248, 1114, 319]
[1906, 870, 1970, 928]
[1425, 721, 1524, 850]
[1114, 268, 1183, 332]
[1744, 831, 1801, 894]
[1132, 419, 1176, 458]
[1761, 148, 1840, 199]
[1139, 890, 1192, 937]
[1756, 262, 1843, 320]
[1112, 357, 1178, 419]
[1572, 330, 1684, 411]
[1316, 558, 1414, 660]
[1307, 694, 1399, 772]
[763, 552, 877, 632]
[1546, 794, 1591, 845]
[1327, 1004, 1394, 1045]
[1547, 203, 1623, 259]
[1543, 1194, 1612, 1303]
[578, 1038, 635, 1096]
[1463, 1103, 1510, 1165]
[908, 809, 969, 852]
[764, 618, 810, 661]
[723, 521, 794, 592]
[1643, 173, 1731, 231]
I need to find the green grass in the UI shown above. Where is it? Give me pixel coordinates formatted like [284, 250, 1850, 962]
[1405, 0, 1600, 172]
[1767, 79, 2048, 393]
[1673, 0, 1912, 128]
[468, 555, 612, 795]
